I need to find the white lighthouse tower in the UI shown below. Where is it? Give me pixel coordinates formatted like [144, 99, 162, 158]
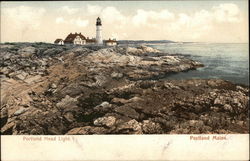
[96, 17, 103, 45]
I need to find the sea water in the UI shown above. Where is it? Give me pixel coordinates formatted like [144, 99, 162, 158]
[148, 43, 249, 85]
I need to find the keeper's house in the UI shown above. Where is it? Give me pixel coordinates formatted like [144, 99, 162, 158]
[63, 32, 86, 45]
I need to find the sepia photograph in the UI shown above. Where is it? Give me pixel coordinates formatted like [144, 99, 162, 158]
[0, 0, 249, 160]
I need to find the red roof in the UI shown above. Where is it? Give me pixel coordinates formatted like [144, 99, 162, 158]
[64, 33, 86, 43]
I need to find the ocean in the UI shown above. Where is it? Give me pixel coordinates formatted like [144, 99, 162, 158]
[147, 43, 249, 86]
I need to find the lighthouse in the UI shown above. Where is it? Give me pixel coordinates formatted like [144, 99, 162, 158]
[96, 17, 103, 45]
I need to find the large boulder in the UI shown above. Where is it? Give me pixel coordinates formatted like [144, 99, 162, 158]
[94, 116, 116, 127]
[56, 95, 78, 109]
[115, 119, 142, 134]
[18, 46, 36, 57]
[142, 120, 163, 134]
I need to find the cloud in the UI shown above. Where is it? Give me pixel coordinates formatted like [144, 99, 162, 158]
[174, 10, 212, 30]
[60, 6, 78, 15]
[177, 13, 191, 25]
[86, 5, 126, 24]
[55, 17, 66, 24]
[2, 5, 46, 29]
[71, 18, 89, 27]
[132, 10, 148, 26]
[101, 7, 127, 24]
[165, 10, 214, 40]
[87, 5, 102, 15]
[86, 5, 127, 26]
[192, 10, 212, 26]
[132, 9, 175, 26]
[55, 17, 89, 27]
[212, 3, 241, 23]
[130, 3, 244, 41]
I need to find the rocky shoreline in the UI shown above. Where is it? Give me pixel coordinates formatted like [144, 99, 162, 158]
[0, 43, 249, 134]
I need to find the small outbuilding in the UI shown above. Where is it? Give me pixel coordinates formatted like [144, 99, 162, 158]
[54, 39, 64, 45]
[104, 38, 118, 46]
[86, 37, 96, 45]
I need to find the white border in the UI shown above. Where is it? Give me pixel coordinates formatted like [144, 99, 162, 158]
[1, 134, 249, 160]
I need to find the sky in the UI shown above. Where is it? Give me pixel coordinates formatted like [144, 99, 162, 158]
[0, 1, 248, 43]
